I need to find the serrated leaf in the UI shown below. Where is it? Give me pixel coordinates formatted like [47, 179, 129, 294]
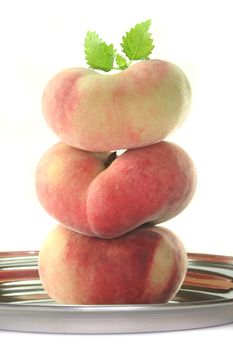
[115, 53, 128, 70]
[121, 20, 154, 60]
[84, 31, 115, 72]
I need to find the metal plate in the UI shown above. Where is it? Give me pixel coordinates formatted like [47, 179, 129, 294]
[0, 251, 232, 334]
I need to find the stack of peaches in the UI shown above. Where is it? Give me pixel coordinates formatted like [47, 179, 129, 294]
[36, 59, 196, 305]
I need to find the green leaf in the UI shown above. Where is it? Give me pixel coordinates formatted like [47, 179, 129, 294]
[84, 31, 115, 72]
[115, 53, 128, 70]
[121, 20, 154, 60]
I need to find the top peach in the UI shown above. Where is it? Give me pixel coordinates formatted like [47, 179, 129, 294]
[42, 59, 191, 152]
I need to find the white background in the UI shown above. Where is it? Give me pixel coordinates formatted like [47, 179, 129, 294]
[0, 0, 232, 345]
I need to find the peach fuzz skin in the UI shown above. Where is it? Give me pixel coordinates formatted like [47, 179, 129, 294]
[39, 224, 187, 305]
[42, 59, 191, 152]
[35, 141, 196, 239]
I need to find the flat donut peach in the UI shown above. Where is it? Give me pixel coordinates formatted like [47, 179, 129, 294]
[39, 224, 187, 304]
[42, 60, 191, 152]
[35, 141, 196, 238]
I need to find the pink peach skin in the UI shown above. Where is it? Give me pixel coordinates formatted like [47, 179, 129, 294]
[39, 224, 187, 304]
[35, 141, 196, 239]
[42, 60, 191, 152]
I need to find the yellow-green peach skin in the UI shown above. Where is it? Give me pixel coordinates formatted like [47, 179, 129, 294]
[39, 224, 187, 304]
[35, 141, 196, 239]
[42, 60, 191, 152]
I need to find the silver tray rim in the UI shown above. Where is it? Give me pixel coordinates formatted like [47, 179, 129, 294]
[0, 297, 233, 314]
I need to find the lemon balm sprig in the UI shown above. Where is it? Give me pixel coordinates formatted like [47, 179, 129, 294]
[84, 20, 155, 72]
